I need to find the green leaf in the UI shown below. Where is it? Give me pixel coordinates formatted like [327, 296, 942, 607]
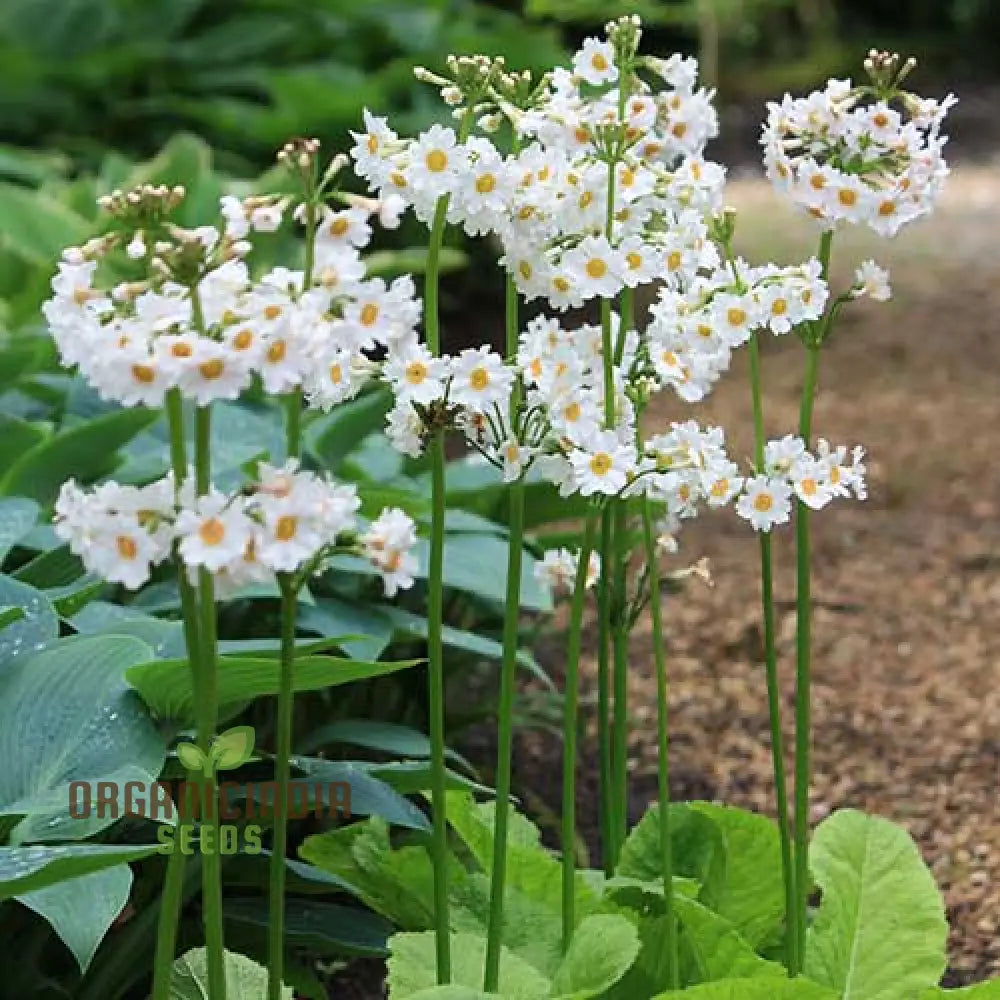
[0, 605, 25, 630]
[212, 725, 255, 770]
[1, 408, 159, 504]
[550, 914, 640, 999]
[13, 544, 84, 588]
[653, 978, 839, 1000]
[297, 596, 395, 661]
[0, 181, 90, 265]
[297, 719, 470, 772]
[127, 653, 421, 725]
[0, 635, 165, 842]
[0, 843, 159, 901]
[307, 389, 392, 474]
[674, 895, 784, 986]
[170, 946, 293, 1000]
[224, 896, 393, 957]
[0, 573, 58, 666]
[71, 601, 187, 659]
[0, 497, 39, 562]
[364, 245, 467, 279]
[300, 817, 443, 929]
[618, 802, 784, 948]
[0, 415, 46, 478]
[805, 809, 948, 1000]
[387, 930, 550, 999]
[17, 863, 132, 972]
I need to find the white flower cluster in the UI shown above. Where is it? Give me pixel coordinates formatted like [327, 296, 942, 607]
[534, 547, 601, 593]
[42, 199, 420, 411]
[54, 462, 419, 596]
[351, 25, 724, 310]
[762, 74, 955, 235]
[735, 435, 867, 532]
[647, 258, 830, 401]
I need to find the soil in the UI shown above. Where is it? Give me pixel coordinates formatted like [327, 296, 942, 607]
[333, 159, 1000, 994]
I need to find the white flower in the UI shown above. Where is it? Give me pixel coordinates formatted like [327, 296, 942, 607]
[569, 431, 636, 497]
[410, 125, 467, 198]
[736, 476, 793, 532]
[573, 38, 618, 86]
[361, 507, 419, 597]
[790, 455, 835, 510]
[176, 492, 254, 573]
[534, 547, 600, 593]
[449, 347, 513, 413]
[852, 260, 891, 301]
[384, 339, 448, 406]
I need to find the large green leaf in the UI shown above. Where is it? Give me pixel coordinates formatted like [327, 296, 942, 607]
[126, 652, 421, 725]
[307, 388, 393, 473]
[71, 601, 187, 659]
[0, 415, 46, 475]
[224, 896, 393, 957]
[170, 946, 292, 1000]
[805, 809, 948, 1000]
[550, 914, 640, 999]
[0, 181, 90, 264]
[1, 407, 159, 503]
[654, 978, 839, 1000]
[0, 843, 159, 900]
[0, 497, 39, 561]
[618, 802, 783, 948]
[387, 930, 550, 1000]
[922, 985, 1000, 999]
[17, 863, 132, 971]
[674, 895, 783, 986]
[0, 574, 58, 667]
[0, 635, 165, 842]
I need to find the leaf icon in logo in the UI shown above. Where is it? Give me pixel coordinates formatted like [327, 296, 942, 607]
[176, 742, 207, 774]
[211, 725, 255, 771]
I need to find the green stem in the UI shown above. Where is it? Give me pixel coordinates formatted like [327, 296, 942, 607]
[484, 272, 524, 991]
[596, 507, 615, 874]
[641, 500, 678, 989]
[562, 514, 598, 951]
[610, 501, 629, 858]
[268, 576, 298, 1000]
[792, 229, 832, 956]
[152, 390, 201, 1000]
[748, 336, 798, 974]
[193, 400, 226, 1000]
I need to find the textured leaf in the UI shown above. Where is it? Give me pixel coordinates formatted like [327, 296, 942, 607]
[0, 635, 165, 842]
[170, 946, 293, 999]
[0, 497, 39, 562]
[17, 863, 132, 971]
[806, 809, 948, 1000]
[0, 574, 57, 666]
[550, 914, 640, 999]
[0, 843, 158, 900]
[654, 978, 839, 1000]
[387, 930, 549, 1000]
[674, 895, 784, 986]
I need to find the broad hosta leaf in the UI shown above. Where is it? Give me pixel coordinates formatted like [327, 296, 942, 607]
[806, 809, 948, 1000]
[0, 635, 165, 842]
[0, 417, 46, 482]
[17, 863, 132, 971]
[0, 574, 58, 666]
[170, 946, 292, 1000]
[674, 895, 783, 986]
[0, 181, 90, 264]
[307, 389, 392, 474]
[298, 719, 470, 771]
[224, 896, 393, 957]
[1, 408, 159, 503]
[71, 601, 187, 659]
[0, 843, 159, 900]
[0, 497, 39, 561]
[387, 930, 550, 1000]
[297, 596, 395, 661]
[550, 914, 640, 999]
[13, 544, 84, 588]
[127, 653, 421, 725]
[654, 978, 839, 1000]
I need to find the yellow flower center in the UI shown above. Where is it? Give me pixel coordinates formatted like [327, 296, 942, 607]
[838, 188, 858, 207]
[329, 362, 343, 384]
[711, 479, 729, 498]
[800, 478, 818, 496]
[405, 361, 428, 385]
[116, 535, 138, 559]
[727, 307, 747, 327]
[589, 452, 612, 476]
[275, 515, 298, 541]
[772, 298, 788, 316]
[199, 359, 224, 380]
[564, 401, 581, 422]
[591, 53, 609, 72]
[519, 260, 533, 280]
[361, 302, 379, 326]
[476, 173, 497, 194]
[199, 518, 226, 546]
[171, 342, 193, 358]
[585, 258, 607, 280]
[264, 304, 282, 321]
[267, 340, 287, 363]
[878, 200, 897, 216]
[232, 329, 253, 350]
[425, 149, 448, 172]
[553, 276, 571, 293]
[469, 367, 490, 391]
[626, 252, 642, 271]
[753, 493, 773, 512]
[329, 217, 350, 237]
[132, 364, 156, 384]
[667, 251, 682, 271]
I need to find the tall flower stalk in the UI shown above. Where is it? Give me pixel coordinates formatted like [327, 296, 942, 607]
[484, 266, 524, 988]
